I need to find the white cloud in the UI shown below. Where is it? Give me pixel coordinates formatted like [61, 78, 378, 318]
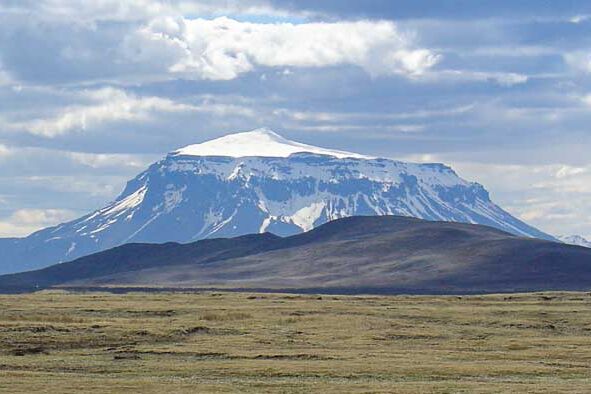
[570, 14, 591, 24]
[11, 88, 198, 137]
[11, 208, 75, 225]
[492, 72, 529, 86]
[18, 175, 126, 199]
[68, 152, 156, 169]
[272, 104, 474, 126]
[384, 104, 476, 120]
[423, 70, 529, 86]
[34, 89, 192, 136]
[0, 144, 10, 157]
[122, 16, 440, 80]
[564, 51, 591, 73]
[290, 124, 425, 135]
[0, 209, 77, 237]
[0, 70, 12, 86]
[0, 143, 159, 176]
[580, 93, 591, 106]
[555, 165, 587, 179]
[273, 109, 339, 122]
[0, 61, 14, 87]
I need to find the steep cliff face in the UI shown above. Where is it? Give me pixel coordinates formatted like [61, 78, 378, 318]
[0, 128, 553, 274]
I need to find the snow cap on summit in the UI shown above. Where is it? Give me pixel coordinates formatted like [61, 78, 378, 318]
[172, 128, 371, 159]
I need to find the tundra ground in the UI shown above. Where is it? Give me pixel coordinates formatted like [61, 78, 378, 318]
[0, 290, 590, 393]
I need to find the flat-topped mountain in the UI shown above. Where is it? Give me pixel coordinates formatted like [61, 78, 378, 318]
[0, 128, 553, 274]
[0, 216, 587, 294]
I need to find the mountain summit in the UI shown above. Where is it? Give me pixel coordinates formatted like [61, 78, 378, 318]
[0, 128, 554, 274]
[173, 127, 370, 159]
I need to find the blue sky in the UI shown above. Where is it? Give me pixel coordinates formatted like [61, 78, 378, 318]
[1, 0, 591, 238]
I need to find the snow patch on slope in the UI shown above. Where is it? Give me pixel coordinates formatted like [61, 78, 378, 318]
[100, 185, 147, 218]
[290, 201, 326, 232]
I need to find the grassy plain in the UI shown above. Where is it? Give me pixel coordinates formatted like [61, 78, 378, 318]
[0, 290, 590, 393]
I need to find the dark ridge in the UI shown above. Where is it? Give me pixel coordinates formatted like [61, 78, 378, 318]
[0, 216, 589, 294]
[0, 232, 281, 292]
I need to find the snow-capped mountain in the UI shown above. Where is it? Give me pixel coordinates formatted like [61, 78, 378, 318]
[558, 235, 591, 248]
[0, 128, 554, 274]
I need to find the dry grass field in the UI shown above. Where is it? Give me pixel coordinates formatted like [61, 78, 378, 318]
[0, 290, 590, 393]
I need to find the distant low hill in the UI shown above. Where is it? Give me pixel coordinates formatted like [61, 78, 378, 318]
[559, 235, 591, 248]
[1, 216, 589, 294]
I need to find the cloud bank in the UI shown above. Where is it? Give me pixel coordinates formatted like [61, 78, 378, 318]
[0, 209, 77, 237]
[122, 17, 440, 80]
[4, 88, 196, 137]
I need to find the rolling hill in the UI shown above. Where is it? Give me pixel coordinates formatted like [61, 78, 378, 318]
[1, 216, 588, 294]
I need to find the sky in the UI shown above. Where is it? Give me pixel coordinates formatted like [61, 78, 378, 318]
[1, 0, 591, 239]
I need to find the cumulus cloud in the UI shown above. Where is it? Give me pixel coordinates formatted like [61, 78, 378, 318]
[1, 3, 441, 85]
[121, 16, 440, 80]
[0, 209, 77, 237]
